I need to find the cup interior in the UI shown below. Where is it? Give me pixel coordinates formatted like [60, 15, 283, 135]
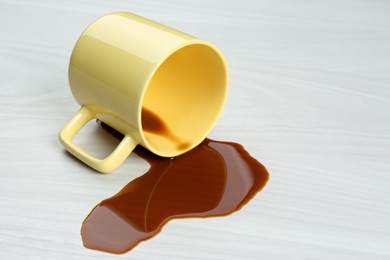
[141, 43, 227, 156]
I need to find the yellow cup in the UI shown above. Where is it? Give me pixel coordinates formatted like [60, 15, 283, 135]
[59, 12, 229, 173]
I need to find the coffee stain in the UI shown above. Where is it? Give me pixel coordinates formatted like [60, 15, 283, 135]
[142, 107, 190, 150]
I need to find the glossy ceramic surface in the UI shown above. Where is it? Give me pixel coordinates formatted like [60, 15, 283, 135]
[59, 12, 228, 173]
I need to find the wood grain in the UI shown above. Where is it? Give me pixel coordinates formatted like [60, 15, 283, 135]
[1, 0, 389, 259]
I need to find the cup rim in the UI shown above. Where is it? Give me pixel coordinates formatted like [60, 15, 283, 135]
[138, 39, 229, 157]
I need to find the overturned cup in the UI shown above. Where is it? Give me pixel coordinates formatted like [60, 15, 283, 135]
[59, 12, 228, 173]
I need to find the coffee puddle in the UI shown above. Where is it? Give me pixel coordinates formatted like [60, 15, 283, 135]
[81, 121, 269, 254]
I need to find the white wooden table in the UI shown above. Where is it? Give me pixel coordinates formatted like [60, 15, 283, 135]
[1, 0, 389, 259]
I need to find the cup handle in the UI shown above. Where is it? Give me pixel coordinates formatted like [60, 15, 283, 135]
[59, 105, 137, 173]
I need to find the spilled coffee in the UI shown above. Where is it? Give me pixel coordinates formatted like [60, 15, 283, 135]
[81, 120, 269, 254]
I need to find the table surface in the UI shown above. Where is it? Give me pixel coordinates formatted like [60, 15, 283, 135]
[1, 0, 390, 259]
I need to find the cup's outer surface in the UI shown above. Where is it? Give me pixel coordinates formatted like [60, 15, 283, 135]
[61, 12, 228, 173]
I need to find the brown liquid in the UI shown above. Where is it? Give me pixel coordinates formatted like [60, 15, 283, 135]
[142, 107, 191, 150]
[81, 121, 269, 254]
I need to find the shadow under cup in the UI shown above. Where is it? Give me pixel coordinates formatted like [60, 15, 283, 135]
[142, 43, 228, 156]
